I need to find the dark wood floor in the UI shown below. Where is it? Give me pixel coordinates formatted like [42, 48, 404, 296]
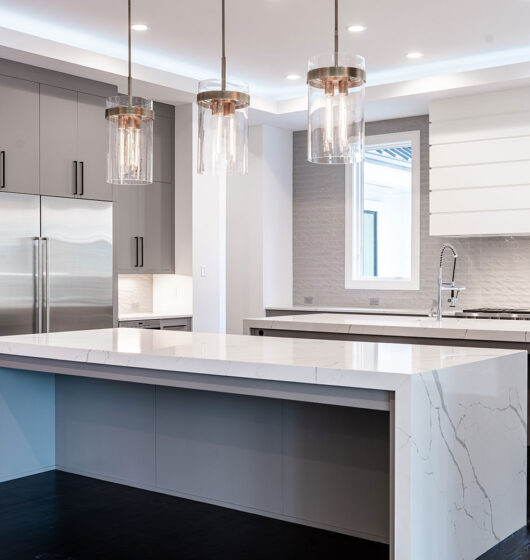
[0, 469, 527, 560]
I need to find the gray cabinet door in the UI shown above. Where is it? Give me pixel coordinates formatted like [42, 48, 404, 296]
[153, 115, 173, 184]
[116, 185, 144, 272]
[142, 182, 174, 273]
[40, 85, 78, 198]
[0, 75, 39, 194]
[77, 93, 112, 201]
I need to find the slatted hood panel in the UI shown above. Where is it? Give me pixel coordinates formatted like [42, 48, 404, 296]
[429, 87, 530, 236]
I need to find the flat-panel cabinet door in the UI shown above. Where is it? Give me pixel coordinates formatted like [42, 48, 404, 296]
[116, 186, 143, 272]
[77, 92, 112, 201]
[0, 75, 39, 194]
[40, 85, 78, 198]
[142, 182, 174, 273]
[153, 115, 173, 183]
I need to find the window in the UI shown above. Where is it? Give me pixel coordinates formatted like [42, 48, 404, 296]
[345, 130, 420, 290]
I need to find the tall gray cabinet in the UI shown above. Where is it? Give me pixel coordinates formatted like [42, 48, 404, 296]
[116, 102, 175, 274]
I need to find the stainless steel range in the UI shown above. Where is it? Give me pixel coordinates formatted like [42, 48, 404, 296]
[454, 308, 530, 320]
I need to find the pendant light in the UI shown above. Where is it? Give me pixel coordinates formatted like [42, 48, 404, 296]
[307, 0, 366, 164]
[197, 0, 249, 176]
[105, 0, 154, 185]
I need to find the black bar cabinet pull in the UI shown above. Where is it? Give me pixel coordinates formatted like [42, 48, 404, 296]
[140, 237, 144, 267]
[73, 161, 78, 195]
[134, 237, 139, 267]
[1, 151, 5, 188]
[80, 161, 84, 196]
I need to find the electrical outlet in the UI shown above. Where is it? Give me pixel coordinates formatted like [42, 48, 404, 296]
[304, 296, 314, 305]
[369, 298, 380, 306]
[200, 265, 207, 277]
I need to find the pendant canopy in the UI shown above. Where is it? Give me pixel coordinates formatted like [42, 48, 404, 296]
[106, 0, 154, 185]
[307, 0, 366, 164]
[197, 0, 249, 176]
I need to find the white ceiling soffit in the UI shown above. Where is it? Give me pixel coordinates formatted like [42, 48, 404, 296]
[2, 0, 530, 128]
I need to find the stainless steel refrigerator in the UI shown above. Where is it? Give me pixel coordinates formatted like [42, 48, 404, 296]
[0, 193, 113, 335]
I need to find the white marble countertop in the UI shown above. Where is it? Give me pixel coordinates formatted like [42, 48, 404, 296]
[265, 306, 432, 316]
[245, 313, 530, 343]
[118, 313, 192, 322]
[0, 328, 521, 391]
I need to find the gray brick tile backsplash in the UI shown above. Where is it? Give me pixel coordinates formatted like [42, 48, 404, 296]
[293, 116, 530, 311]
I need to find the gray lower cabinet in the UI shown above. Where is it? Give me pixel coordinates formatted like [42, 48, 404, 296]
[40, 85, 112, 201]
[117, 182, 174, 273]
[0, 75, 39, 194]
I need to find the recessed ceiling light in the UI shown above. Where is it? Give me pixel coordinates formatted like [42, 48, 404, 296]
[347, 25, 366, 33]
[131, 23, 148, 31]
[406, 51, 423, 59]
[285, 73, 302, 80]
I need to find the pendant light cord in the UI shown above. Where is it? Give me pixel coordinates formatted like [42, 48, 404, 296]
[128, 0, 132, 106]
[221, 0, 226, 90]
[334, 0, 339, 66]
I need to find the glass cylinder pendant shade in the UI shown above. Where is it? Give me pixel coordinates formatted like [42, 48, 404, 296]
[307, 53, 366, 164]
[106, 95, 154, 185]
[197, 79, 249, 176]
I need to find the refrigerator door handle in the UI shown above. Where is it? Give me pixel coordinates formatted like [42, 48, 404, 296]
[140, 236, 144, 267]
[35, 237, 42, 334]
[1, 151, 5, 188]
[134, 236, 139, 267]
[42, 237, 50, 333]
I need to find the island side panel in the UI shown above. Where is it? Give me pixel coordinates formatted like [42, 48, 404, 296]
[0, 367, 55, 481]
[404, 352, 527, 560]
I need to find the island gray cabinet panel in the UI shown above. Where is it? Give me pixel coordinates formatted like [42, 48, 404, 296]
[40, 85, 112, 201]
[0, 75, 39, 194]
[117, 182, 174, 274]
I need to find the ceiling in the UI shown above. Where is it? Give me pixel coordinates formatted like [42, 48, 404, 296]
[1, 0, 530, 101]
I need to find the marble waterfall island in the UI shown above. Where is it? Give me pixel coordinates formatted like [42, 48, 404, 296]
[0, 328, 526, 560]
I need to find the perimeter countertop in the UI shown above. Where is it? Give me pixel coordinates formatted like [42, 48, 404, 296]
[0, 328, 520, 390]
[245, 313, 530, 343]
[118, 313, 192, 322]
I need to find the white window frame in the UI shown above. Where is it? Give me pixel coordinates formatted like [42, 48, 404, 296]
[345, 130, 421, 290]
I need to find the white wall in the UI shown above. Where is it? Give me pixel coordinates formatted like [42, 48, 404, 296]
[226, 125, 293, 334]
[189, 103, 227, 334]
[262, 125, 293, 308]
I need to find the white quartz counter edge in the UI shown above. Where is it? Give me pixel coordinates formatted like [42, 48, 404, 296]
[245, 313, 530, 343]
[0, 329, 520, 393]
[118, 313, 192, 321]
[265, 306, 433, 316]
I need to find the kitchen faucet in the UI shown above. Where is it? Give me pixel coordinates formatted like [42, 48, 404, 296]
[435, 243, 465, 321]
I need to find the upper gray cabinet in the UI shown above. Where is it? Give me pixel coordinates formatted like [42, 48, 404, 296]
[153, 110, 174, 184]
[77, 92, 113, 201]
[40, 85, 112, 201]
[0, 75, 39, 194]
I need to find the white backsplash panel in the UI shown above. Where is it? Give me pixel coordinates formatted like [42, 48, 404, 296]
[118, 275, 153, 315]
